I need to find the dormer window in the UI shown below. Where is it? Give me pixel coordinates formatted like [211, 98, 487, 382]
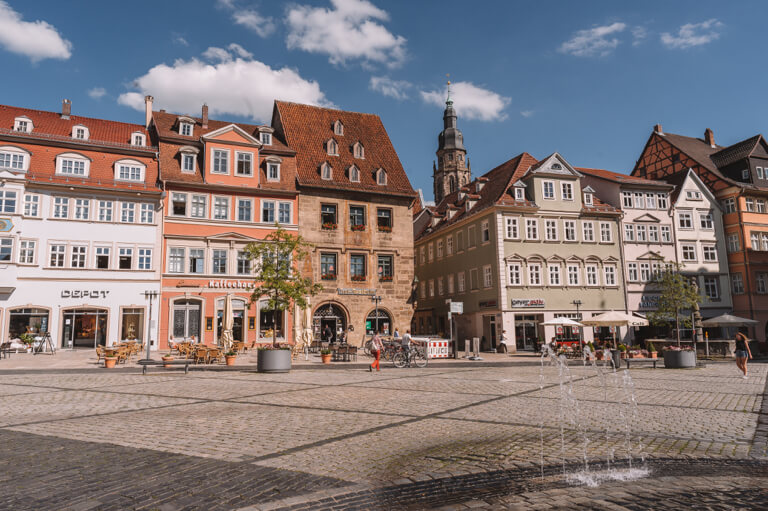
[260, 132, 272, 145]
[115, 159, 145, 182]
[179, 146, 199, 173]
[131, 132, 146, 146]
[179, 120, 194, 136]
[321, 162, 332, 180]
[584, 193, 593, 206]
[56, 152, 90, 177]
[13, 116, 32, 133]
[349, 165, 360, 182]
[326, 139, 338, 156]
[515, 188, 524, 201]
[376, 168, 387, 186]
[266, 157, 281, 182]
[685, 190, 703, 200]
[551, 163, 562, 170]
[0, 146, 30, 171]
[741, 169, 750, 181]
[72, 125, 89, 140]
[353, 142, 364, 159]
[333, 120, 344, 136]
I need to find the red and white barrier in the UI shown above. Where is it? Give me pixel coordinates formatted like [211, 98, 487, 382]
[412, 337, 452, 359]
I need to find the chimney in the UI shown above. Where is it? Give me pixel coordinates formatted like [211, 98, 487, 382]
[144, 95, 154, 129]
[654, 123, 663, 135]
[704, 128, 715, 148]
[61, 99, 71, 119]
[202, 104, 209, 129]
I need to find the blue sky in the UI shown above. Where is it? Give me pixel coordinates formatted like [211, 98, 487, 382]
[2, 1, 766, 200]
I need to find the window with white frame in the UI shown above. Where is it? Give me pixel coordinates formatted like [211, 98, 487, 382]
[212, 249, 227, 274]
[0, 238, 11, 262]
[179, 122, 193, 136]
[648, 225, 659, 242]
[140, 203, 154, 224]
[542, 181, 555, 200]
[563, 220, 576, 241]
[213, 197, 229, 220]
[57, 156, 88, 176]
[121, 202, 135, 223]
[448, 274, 455, 293]
[212, 150, 229, 174]
[236, 152, 253, 176]
[723, 197, 736, 213]
[506, 217, 519, 239]
[53, 197, 69, 218]
[621, 192, 633, 209]
[604, 265, 616, 286]
[419, 282, 426, 299]
[237, 198, 252, 222]
[514, 187, 525, 201]
[457, 231, 464, 251]
[182, 153, 196, 173]
[267, 161, 280, 181]
[528, 263, 542, 286]
[561, 182, 573, 201]
[428, 279, 435, 297]
[169, 247, 184, 273]
[376, 168, 387, 185]
[97, 247, 113, 270]
[23, 194, 39, 216]
[661, 225, 672, 243]
[599, 222, 612, 242]
[645, 193, 657, 209]
[132, 132, 145, 146]
[419, 246, 425, 265]
[278, 202, 291, 224]
[758, 273, 768, 294]
[562, 264, 577, 285]
[49, 244, 65, 267]
[759, 167, 765, 180]
[751, 232, 759, 250]
[686, 190, 702, 200]
[582, 221, 595, 242]
[481, 221, 490, 243]
[14, 117, 31, 133]
[446, 235, 453, 255]
[457, 271, 465, 292]
[171, 193, 187, 216]
[353, 142, 365, 159]
[428, 243, 434, 262]
[758, 199, 766, 214]
[189, 249, 204, 273]
[526, 219, 539, 240]
[585, 264, 599, 286]
[0, 190, 17, 213]
[138, 248, 152, 270]
[702, 245, 717, 262]
[627, 262, 638, 282]
[742, 169, 750, 181]
[548, 264, 561, 286]
[74, 198, 89, 220]
[117, 163, 143, 181]
[745, 198, 755, 212]
[703, 276, 719, 299]
[732, 273, 744, 294]
[438, 277, 444, 295]
[327, 139, 338, 156]
[349, 165, 360, 182]
[483, 265, 493, 288]
[624, 224, 634, 241]
[98, 200, 113, 221]
[321, 163, 332, 180]
[545, 220, 558, 241]
[633, 192, 645, 209]
[0, 148, 26, 170]
[584, 192, 593, 206]
[762, 233, 768, 251]
[19, 240, 35, 264]
[636, 224, 646, 242]
[727, 233, 740, 252]
[191, 195, 207, 218]
[508, 263, 522, 285]
[436, 240, 443, 258]
[71, 245, 86, 268]
[237, 250, 251, 275]
[681, 244, 697, 261]
[262, 200, 276, 223]
[657, 193, 668, 209]
[260, 132, 272, 145]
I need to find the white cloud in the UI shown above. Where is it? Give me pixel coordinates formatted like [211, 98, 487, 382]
[661, 19, 723, 49]
[632, 26, 647, 47]
[233, 9, 276, 38]
[369, 76, 411, 100]
[558, 22, 626, 57]
[173, 35, 189, 47]
[117, 45, 330, 122]
[0, 1, 71, 62]
[202, 43, 253, 62]
[420, 82, 510, 122]
[88, 87, 107, 100]
[520, 110, 534, 118]
[285, 0, 407, 67]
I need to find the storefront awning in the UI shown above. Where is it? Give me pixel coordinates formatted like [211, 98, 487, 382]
[0, 287, 16, 293]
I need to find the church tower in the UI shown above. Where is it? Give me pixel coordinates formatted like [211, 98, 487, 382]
[433, 82, 470, 203]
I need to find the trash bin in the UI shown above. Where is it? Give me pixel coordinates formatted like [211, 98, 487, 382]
[610, 349, 621, 369]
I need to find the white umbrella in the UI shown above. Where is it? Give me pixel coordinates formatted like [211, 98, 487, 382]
[220, 293, 234, 352]
[701, 313, 758, 326]
[540, 317, 584, 327]
[581, 310, 648, 349]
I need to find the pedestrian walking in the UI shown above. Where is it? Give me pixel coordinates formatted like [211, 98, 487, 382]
[497, 330, 509, 353]
[323, 325, 333, 343]
[734, 332, 752, 379]
[369, 331, 383, 372]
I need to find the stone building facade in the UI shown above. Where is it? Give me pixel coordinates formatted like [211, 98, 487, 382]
[272, 101, 416, 345]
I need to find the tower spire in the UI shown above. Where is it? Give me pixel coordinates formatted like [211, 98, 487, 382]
[446, 74, 452, 105]
[433, 74, 469, 204]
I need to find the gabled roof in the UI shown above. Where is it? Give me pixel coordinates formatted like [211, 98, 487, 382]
[273, 101, 415, 197]
[577, 166, 673, 188]
[525, 152, 581, 178]
[710, 135, 764, 168]
[201, 123, 262, 146]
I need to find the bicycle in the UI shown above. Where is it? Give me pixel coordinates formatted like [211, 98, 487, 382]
[392, 345, 427, 368]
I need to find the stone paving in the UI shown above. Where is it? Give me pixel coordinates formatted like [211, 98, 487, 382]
[0, 354, 766, 509]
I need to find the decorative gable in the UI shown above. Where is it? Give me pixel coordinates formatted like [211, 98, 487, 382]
[528, 152, 582, 177]
[201, 123, 261, 145]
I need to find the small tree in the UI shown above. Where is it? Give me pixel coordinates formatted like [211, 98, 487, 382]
[247, 227, 322, 347]
[647, 263, 701, 346]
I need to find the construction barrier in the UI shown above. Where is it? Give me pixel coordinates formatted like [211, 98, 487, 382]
[412, 337, 453, 359]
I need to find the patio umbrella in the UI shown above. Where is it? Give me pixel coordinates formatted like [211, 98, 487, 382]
[302, 296, 314, 357]
[220, 293, 234, 352]
[701, 314, 758, 327]
[581, 310, 649, 349]
[541, 317, 585, 349]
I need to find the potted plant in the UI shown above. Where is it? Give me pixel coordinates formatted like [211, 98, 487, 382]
[647, 342, 657, 359]
[662, 344, 696, 368]
[19, 333, 35, 352]
[321, 222, 337, 230]
[618, 344, 628, 359]
[320, 348, 332, 364]
[161, 353, 174, 368]
[104, 355, 118, 369]
[225, 350, 237, 366]
[378, 225, 392, 233]
[351, 223, 366, 232]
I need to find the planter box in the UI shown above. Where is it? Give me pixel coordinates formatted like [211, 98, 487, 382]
[257, 349, 292, 373]
[663, 350, 696, 368]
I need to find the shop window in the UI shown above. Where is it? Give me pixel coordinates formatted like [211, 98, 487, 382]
[259, 300, 284, 341]
[8, 308, 49, 340]
[120, 308, 145, 342]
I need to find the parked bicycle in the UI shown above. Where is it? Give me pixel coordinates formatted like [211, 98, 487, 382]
[393, 345, 427, 368]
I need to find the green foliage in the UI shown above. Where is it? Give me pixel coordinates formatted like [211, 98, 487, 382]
[618, 343, 628, 352]
[19, 333, 35, 345]
[247, 227, 323, 347]
[646, 262, 702, 346]
[320, 348, 332, 355]
[225, 351, 237, 357]
[647, 341, 656, 352]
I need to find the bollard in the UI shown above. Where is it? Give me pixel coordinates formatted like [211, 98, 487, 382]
[464, 339, 471, 358]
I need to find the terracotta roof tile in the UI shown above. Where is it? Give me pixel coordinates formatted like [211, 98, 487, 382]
[576, 166, 671, 186]
[274, 101, 415, 197]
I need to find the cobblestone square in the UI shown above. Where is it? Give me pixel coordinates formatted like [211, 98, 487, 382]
[0, 357, 766, 509]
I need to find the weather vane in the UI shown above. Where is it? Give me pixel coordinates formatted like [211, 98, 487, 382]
[446, 73, 452, 102]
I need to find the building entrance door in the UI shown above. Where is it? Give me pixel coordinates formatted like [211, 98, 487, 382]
[515, 315, 538, 351]
[313, 303, 347, 343]
[482, 315, 498, 351]
[172, 299, 202, 342]
[61, 308, 108, 348]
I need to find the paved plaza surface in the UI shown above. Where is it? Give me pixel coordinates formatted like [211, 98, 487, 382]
[0, 351, 766, 510]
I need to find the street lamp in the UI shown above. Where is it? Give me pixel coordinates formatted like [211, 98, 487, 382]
[370, 292, 382, 334]
[572, 300, 583, 346]
[143, 290, 159, 361]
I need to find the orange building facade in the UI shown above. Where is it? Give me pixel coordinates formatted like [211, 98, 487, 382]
[150, 99, 298, 349]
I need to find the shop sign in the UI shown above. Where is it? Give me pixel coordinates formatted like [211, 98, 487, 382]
[208, 279, 255, 289]
[61, 290, 109, 298]
[449, 301, 464, 314]
[510, 298, 545, 308]
[337, 288, 376, 296]
[639, 295, 660, 309]
[0, 218, 11, 232]
[479, 300, 498, 308]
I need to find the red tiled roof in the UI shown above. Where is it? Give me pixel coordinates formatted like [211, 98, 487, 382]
[576, 166, 671, 187]
[274, 101, 416, 197]
[0, 104, 152, 149]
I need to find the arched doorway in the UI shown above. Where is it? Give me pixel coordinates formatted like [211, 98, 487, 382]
[61, 308, 108, 348]
[313, 303, 347, 343]
[366, 309, 392, 336]
[172, 299, 202, 342]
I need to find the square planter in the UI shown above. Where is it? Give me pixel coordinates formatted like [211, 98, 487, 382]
[257, 349, 292, 373]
